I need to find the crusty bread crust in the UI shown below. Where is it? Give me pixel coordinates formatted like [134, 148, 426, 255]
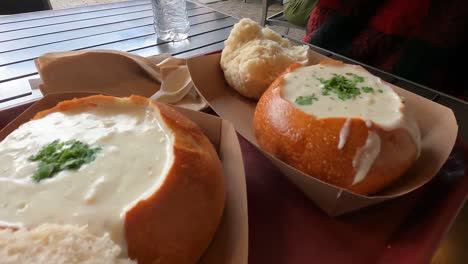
[253, 65, 419, 195]
[33, 95, 225, 264]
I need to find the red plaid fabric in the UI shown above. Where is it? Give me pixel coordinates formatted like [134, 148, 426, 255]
[303, 0, 468, 99]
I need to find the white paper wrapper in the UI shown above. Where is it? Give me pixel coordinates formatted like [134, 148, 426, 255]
[147, 54, 207, 111]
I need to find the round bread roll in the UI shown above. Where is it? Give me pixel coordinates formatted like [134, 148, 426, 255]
[220, 18, 312, 99]
[0, 95, 225, 264]
[254, 61, 421, 195]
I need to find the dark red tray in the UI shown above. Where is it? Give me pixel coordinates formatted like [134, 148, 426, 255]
[243, 136, 467, 264]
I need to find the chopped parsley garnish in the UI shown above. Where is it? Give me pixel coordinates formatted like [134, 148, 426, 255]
[362, 86, 374, 93]
[345, 72, 364, 82]
[295, 94, 318, 105]
[378, 89, 384, 93]
[28, 140, 101, 183]
[318, 74, 365, 100]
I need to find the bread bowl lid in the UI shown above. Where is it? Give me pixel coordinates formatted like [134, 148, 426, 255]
[187, 52, 458, 216]
[0, 92, 248, 264]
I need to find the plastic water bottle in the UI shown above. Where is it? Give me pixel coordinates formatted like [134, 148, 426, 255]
[152, 0, 190, 41]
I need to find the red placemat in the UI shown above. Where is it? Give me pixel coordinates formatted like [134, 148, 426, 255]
[242, 136, 467, 264]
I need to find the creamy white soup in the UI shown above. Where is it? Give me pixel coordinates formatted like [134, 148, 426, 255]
[0, 102, 174, 255]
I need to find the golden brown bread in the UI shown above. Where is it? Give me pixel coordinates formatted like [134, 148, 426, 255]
[33, 95, 226, 264]
[253, 64, 420, 195]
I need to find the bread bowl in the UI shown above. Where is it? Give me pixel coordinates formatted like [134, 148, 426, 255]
[253, 61, 421, 195]
[0, 95, 225, 263]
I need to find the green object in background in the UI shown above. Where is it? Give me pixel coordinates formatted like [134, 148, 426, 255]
[284, 0, 317, 27]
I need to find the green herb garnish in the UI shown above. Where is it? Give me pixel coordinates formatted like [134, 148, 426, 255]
[28, 140, 101, 182]
[362, 86, 374, 93]
[344, 72, 364, 82]
[295, 94, 318, 105]
[378, 89, 384, 93]
[318, 74, 365, 100]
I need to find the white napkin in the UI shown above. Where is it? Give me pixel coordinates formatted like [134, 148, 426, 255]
[148, 55, 208, 111]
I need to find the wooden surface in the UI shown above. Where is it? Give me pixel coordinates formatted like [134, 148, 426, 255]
[0, 1, 466, 263]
